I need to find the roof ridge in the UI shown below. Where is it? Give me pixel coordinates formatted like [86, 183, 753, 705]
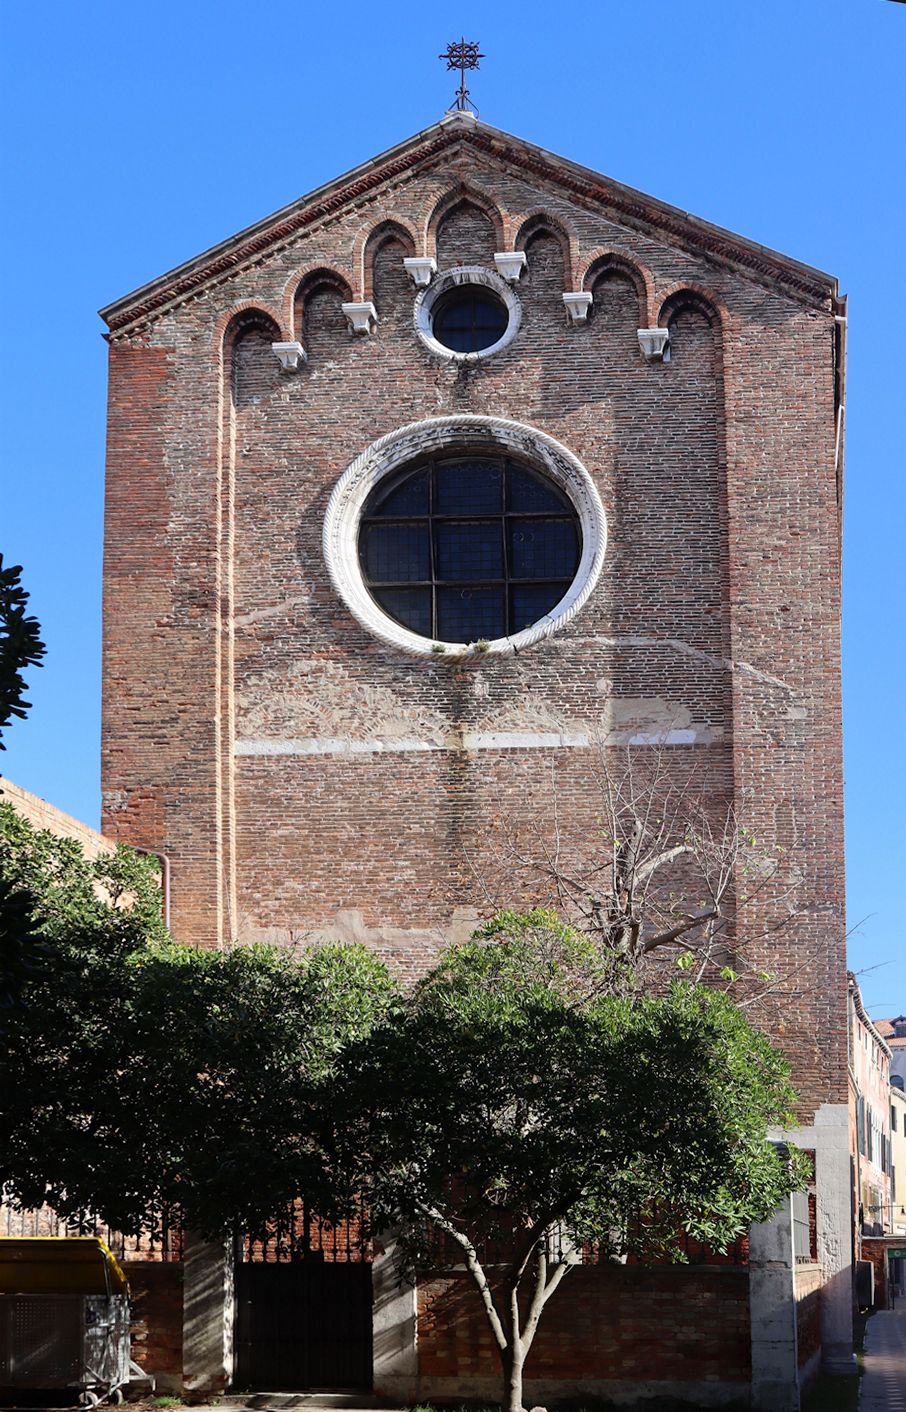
[99, 112, 839, 337]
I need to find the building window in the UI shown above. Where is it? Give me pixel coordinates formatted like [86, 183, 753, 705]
[323, 414, 607, 659]
[414, 268, 520, 362]
[432, 288, 508, 354]
[359, 455, 581, 644]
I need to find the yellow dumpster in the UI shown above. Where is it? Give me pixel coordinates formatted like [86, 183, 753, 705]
[0, 1237, 149, 1406]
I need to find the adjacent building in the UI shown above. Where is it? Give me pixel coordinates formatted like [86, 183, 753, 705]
[876, 1015, 906, 1238]
[890, 1081, 906, 1237]
[848, 975, 892, 1239]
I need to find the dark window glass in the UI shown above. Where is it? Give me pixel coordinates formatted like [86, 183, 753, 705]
[360, 523, 429, 583]
[509, 520, 579, 579]
[436, 522, 504, 581]
[372, 587, 432, 638]
[511, 583, 568, 632]
[433, 289, 508, 353]
[507, 465, 570, 513]
[434, 459, 502, 514]
[358, 455, 582, 643]
[371, 468, 430, 517]
[438, 588, 506, 643]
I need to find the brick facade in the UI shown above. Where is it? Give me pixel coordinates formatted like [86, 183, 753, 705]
[98, 111, 849, 1398]
[100, 111, 846, 1123]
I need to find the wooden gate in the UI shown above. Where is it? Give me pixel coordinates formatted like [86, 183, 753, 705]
[233, 1202, 373, 1392]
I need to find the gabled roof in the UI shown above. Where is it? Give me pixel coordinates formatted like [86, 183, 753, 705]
[849, 974, 893, 1059]
[876, 1018, 906, 1046]
[100, 110, 839, 336]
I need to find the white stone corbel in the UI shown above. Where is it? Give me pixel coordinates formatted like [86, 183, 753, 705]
[637, 327, 671, 363]
[493, 251, 527, 284]
[342, 301, 378, 336]
[562, 292, 593, 324]
[271, 341, 307, 372]
[402, 257, 437, 288]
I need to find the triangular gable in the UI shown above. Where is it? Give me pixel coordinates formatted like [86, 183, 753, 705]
[100, 111, 838, 334]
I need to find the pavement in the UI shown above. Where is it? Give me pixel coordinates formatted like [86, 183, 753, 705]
[860, 1308, 906, 1412]
[130, 1401, 390, 1412]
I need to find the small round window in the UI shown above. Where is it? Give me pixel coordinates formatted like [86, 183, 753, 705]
[432, 288, 508, 354]
[358, 454, 582, 644]
[414, 267, 520, 362]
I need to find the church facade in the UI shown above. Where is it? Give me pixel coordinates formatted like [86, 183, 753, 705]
[100, 112, 850, 1406]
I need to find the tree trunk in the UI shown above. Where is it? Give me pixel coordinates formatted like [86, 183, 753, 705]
[501, 1341, 526, 1412]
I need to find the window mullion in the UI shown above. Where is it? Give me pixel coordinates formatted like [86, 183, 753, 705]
[501, 463, 512, 635]
[428, 460, 438, 639]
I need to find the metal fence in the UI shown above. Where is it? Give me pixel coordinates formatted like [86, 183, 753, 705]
[0, 1203, 184, 1262]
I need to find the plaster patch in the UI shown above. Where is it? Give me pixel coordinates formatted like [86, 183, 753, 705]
[237, 658, 450, 746]
[234, 593, 313, 627]
[236, 906, 477, 954]
[570, 633, 796, 693]
[473, 696, 722, 747]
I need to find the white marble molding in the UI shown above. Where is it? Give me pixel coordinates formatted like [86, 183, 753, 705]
[413, 266, 521, 362]
[322, 414, 607, 660]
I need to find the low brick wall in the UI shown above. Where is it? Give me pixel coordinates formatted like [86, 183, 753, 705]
[126, 1260, 184, 1393]
[417, 1264, 751, 1404]
[794, 1263, 822, 1384]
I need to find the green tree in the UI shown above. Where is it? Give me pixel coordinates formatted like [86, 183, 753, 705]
[0, 802, 397, 1236]
[0, 556, 46, 1021]
[326, 911, 806, 1412]
[0, 555, 45, 750]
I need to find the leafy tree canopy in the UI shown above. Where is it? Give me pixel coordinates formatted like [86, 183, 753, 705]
[0, 802, 397, 1236]
[1, 805, 804, 1412]
[324, 910, 806, 1412]
[0, 555, 45, 750]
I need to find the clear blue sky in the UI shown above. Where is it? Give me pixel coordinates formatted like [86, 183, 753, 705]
[1, 1, 903, 1014]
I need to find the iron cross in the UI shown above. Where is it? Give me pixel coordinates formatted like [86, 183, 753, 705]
[438, 37, 484, 114]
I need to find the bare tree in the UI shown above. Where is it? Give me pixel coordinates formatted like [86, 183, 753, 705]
[473, 747, 804, 1004]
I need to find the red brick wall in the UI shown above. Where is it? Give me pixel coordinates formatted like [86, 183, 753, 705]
[862, 1238, 891, 1308]
[795, 1264, 822, 1371]
[126, 1260, 183, 1387]
[417, 1265, 751, 1386]
[101, 121, 846, 1120]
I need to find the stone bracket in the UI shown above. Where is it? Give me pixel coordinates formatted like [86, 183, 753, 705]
[342, 301, 378, 335]
[271, 341, 307, 371]
[637, 327, 671, 363]
[494, 250, 527, 283]
[402, 257, 437, 287]
[563, 292, 593, 324]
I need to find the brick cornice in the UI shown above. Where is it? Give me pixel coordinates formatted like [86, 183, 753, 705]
[101, 118, 838, 337]
[462, 130, 836, 306]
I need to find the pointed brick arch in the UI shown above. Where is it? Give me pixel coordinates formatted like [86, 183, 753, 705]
[579, 249, 654, 326]
[514, 211, 578, 288]
[358, 219, 418, 302]
[425, 185, 506, 266]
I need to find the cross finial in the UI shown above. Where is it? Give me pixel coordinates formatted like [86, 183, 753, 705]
[438, 37, 484, 115]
